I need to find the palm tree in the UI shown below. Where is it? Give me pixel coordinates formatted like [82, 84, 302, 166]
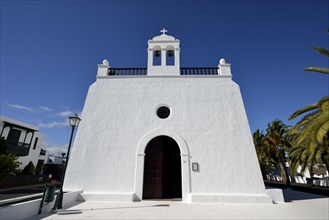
[289, 96, 329, 175]
[253, 129, 279, 179]
[288, 30, 329, 177]
[253, 130, 267, 178]
[263, 120, 291, 185]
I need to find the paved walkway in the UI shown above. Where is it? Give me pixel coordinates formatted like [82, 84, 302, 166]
[30, 189, 328, 220]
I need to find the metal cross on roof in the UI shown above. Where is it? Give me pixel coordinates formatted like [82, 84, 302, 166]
[160, 28, 168, 35]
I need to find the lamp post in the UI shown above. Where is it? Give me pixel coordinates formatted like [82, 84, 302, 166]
[55, 114, 81, 209]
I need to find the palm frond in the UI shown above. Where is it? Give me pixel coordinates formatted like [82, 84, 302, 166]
[316, 119, 329, 143]
[315, 148, 323, 163]
[289, 103, 318, 120]
[319, 96, 329, 111]
[311, 46, 329, 57]
[304, 67, 329, 74]
[290, 110, 320, 134]
[296, 123, 318, 147]
[307, 142, 319, 166]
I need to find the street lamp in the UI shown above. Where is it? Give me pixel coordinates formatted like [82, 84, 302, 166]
[55, 114, 81, 209]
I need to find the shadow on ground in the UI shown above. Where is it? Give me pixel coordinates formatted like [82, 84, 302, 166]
[30, 203, 170, 220]
[282, 188, 328, 202]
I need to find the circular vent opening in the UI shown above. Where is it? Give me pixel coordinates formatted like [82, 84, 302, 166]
[157, 106, 170, 119]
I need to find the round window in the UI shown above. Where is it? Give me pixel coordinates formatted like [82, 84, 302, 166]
[157, 106, 170, 119]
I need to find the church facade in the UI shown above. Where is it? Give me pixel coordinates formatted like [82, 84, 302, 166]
[64, 29, 272, 203]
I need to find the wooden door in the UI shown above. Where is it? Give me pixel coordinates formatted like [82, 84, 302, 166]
[143, 138, 163, 199]
[142, 136, 182, 200]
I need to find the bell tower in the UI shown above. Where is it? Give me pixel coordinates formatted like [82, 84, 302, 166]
[147, 28, 180, 76]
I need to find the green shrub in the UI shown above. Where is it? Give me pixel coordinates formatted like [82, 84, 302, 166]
[21, 161, 35, 175]
[0, 137, 20, 186]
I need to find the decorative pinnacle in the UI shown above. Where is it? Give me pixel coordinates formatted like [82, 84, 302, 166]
[220, 58, 226, 64]
[102, 59, 109, 66]
[160, 28, 168, 35]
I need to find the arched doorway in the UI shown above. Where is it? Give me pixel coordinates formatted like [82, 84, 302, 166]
[143, 135, 182, 200]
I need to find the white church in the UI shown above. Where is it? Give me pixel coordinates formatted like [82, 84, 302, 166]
[64, 29, 275, 204]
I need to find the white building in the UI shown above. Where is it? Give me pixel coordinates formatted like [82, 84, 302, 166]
[48, 155, 66, 164]
[0, 115, 48, 171]
[64, 29, 273, 203]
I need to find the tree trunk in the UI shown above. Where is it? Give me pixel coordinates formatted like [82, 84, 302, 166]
[321, 152, 329, 176]
[279, 163, 290, 186]
[278, 148, 290, 186]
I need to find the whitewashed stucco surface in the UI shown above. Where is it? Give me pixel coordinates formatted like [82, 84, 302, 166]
[64, 76, 271, 203]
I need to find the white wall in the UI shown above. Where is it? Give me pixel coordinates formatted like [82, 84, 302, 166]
[64, 76, 271, 203]
[48, 156, 65, 164]
[18, 133, 45, 170]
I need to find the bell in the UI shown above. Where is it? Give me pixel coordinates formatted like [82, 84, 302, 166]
[154, 50, 160, 57]
[167, 50, 174, 57]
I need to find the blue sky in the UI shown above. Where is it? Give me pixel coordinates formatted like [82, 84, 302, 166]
[1, 0, 328, 156]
